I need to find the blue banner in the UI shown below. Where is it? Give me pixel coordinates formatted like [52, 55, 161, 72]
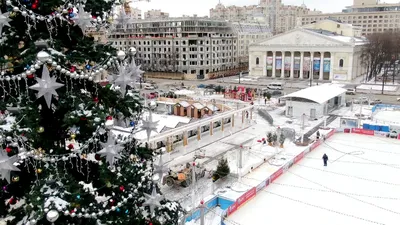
[313, 58, 320, 71]
[276, 58, 282, 70]
[323, 59, 331, 73]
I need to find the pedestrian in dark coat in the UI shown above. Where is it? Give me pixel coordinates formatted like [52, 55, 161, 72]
[322, 153, 329, 166]
[316, 131, 320, 139]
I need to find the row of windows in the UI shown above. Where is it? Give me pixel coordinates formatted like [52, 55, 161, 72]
[254, 57, 344, 68]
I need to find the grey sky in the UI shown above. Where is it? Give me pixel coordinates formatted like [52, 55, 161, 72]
[133, 0, 400, 17]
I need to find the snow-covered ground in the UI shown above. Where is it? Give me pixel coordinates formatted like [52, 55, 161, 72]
[226, 133, 400, 225]
[357, 84, 398, 92]
[373, 109, 400, 125]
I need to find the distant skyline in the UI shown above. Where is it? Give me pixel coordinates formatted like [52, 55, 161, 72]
[133, 0, 400, 17]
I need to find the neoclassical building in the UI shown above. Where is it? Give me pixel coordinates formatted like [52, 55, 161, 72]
[249, 27, 367, 81]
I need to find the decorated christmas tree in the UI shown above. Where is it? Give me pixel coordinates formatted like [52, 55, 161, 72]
[0, 0, 182, 224]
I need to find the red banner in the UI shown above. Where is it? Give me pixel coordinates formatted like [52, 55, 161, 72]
[398, 134, 400, 140]
[351, 128, 374, 135]
[326, 129, 335, 139]
[310, 140, 321, 151]
[226, 201, 238, 216]
[294, 151, 305, 164]
[237, 187, 256, 208]
[270, 167, 283, 182]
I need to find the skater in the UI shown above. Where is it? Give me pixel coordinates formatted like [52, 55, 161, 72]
[316, 131, 320, 139]
[322, 153, 328, 166]
[264, 98, 267, 105]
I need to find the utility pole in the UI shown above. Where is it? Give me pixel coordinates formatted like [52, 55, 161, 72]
[237, 145, 243, 184]
[239, 72, 242, 84]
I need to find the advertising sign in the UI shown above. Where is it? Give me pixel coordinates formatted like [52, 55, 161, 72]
[374, 131, 388, 137]
[266, 57, 273, 70]
[294, 57, 301, 70]
[294, 151, 305, 164]
[334, 74, 347, 80]
[237, 187, 256, 208]
[226, 201, 238, 216]
[270, 167, 283, 182]
[284, 57, 291, 71]
[303, 57, 311, 71]
[256, 179, 267, 192]
[323, 58, 331, 73]
[313, 58, 320, 71]
[310, 139, 322, 151]
[351, 128, 374, 135]
[276, 57, 282, 70]
[340, 117, 359, 128]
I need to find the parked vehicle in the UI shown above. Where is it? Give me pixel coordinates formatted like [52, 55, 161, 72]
[267, 82, 283, 90]
[197, 84, 206, 88]
[346, 88, 356, 95]
[369, 99, 382, 105]
[397, 97, 400, 101]
[144, 85, 155, 90]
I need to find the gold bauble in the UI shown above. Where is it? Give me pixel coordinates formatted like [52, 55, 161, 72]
[36, 169, 42, 174]
[70, 133, 76, 139]
[106, 182, 111, 188]
[12, 176, 19, 182]
[37, 127, 45, 133]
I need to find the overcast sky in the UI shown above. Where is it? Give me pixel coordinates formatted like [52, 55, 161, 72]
[133, 0, 400, 17]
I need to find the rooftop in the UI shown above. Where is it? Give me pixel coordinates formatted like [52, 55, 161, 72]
[282, 85, 346, 104]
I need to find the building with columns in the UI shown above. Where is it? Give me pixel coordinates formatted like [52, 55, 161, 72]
[249, 26, 367, 81]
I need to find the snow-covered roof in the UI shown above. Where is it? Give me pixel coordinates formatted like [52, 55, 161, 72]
[175, 90, 195, 95]
[192, 103, 205, 109]
[176, 101, 190, 107]
[206, 104, 219, 111]
[282, 85, 346, 104]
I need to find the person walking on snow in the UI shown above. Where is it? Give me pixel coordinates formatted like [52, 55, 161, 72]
[322, 153, 329, 166]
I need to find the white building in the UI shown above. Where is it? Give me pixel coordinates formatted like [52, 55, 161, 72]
[299, 0, 400, 36]
[248, 25, 366, 81]
[144, 9, 169, 19]
[282, 85, 346, 119]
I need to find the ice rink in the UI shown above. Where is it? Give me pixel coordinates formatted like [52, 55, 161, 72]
[226, 133, 400, 225]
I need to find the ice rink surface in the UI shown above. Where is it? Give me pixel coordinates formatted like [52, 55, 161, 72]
[227, 133, 400, 225]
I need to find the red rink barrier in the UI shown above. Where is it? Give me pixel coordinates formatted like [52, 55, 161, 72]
[351, 128, 374, 135]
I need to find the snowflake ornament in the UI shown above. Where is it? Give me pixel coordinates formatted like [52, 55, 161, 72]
[97, 132, 124, 166]
[29, 66, 64, 108]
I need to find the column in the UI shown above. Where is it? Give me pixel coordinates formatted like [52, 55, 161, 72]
[310, 52, 314, 80]
[329, 52, 334, 80]
[231, 114, 235, 127]
[290, 51, 295, 79]
[183, 131, 188, 146]
[348, 54, 354, 81]
[319, 52, 324, 81]
[197, 126, 201, 141]
[166, 136, 172, 152]
[241, 111, 245, 124]
[221, 119, 224, 132]
[262, 52, 267, 76]
[272, 51, 276, 78]
[300, 52, 304, 79]
[250, 110, 253, 120]
[281, 51, 285, 78]
[209, 122, 213, 136]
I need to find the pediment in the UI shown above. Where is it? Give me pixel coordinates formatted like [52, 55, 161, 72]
[255, 29, 349, 47]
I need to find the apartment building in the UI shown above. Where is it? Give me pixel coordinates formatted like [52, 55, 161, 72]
[298, 0, 400, 36]
[108, 17, 271, 78]
[144, 9, 169, 19]
[210, 0, 311, 34]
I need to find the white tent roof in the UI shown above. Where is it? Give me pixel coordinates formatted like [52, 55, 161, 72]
[282, 85, 346, 104]
[175, 90, 195, 95]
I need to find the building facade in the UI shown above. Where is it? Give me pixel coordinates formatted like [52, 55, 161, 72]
[248, 26, 366, 81]
[210, 0, 311, 34]
[108, 17, 271, 78]
[298, 0, 400, 36]
[144, 9, 169, 19]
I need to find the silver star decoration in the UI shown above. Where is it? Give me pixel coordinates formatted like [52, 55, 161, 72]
[113, 6, 131, 31]
[0, 150, 20, 184]
[29, 65, 64, 108]
[72, 5, 93, 32]
[97, 133, 124, 166]
[126, 59, 144, 84]
[153, 153, 168, 182]
[113, 62, 135, 95]
[0, 12, 10, 37]
[143, 185, 163, 217]
[141, 110, 159, 142]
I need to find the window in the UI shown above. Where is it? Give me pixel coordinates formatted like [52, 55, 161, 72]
[339, 59, 344, 67]
[256, 57, 260, 65]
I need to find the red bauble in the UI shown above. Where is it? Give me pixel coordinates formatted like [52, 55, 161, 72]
[8, 198, 16, 205]
[67, 144, 74, 150]
[5, 147, 12, 153]
[80, 117, 87, 121]
[95, 154, 101, 161]
[93, 97, 99, 103]
[119, 186, 125, 191]
[70, 66, 76, 72]
[31, 4, 37, 9]
[106, 116, 113, 120]
[27, 74, 34, 79]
